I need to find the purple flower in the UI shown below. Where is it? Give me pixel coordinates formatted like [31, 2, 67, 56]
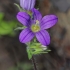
[20, 0, 36, 10]
[17, 8, 58, 46]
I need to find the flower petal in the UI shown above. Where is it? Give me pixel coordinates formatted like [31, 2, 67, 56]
[19, 28, 34, 43]
[35, 30, 50, 46]
[40, 15, 58, 29]
[17, 12, 30, 27]
[20, 0, 25, 9]
[20, 0, 36, 10]
[32, 8, 42, 21]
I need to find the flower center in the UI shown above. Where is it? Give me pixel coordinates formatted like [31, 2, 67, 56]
[31, 20, 40, 32]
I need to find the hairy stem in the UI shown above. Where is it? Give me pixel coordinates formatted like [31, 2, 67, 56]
[32, 56, 38, 70]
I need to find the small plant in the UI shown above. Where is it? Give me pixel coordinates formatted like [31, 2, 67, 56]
[15, 0, 58, 70]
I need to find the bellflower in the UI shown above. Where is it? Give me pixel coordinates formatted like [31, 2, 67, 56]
[17, 8, 58, 46]
[20, 0, 36, 10]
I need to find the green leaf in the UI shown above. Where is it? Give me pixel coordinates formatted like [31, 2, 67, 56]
[14, 26, 26, 30]
[14, 3, 26, 12]
[0, 26, 12, 35]
[0, 13, 4, 21]
[0, 20, 18, 35]
[0, 22, 13, 35]
[27, 47, 32, 60]
[14, 3, 22, 11]
[46, 49, 51, 52]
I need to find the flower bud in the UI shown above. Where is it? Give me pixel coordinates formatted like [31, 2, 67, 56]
[20, 0, 36, 10]
[41, 45, 47, 50]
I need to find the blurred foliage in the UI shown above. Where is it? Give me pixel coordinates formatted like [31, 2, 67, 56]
[0, 13, 21, 36]
[9, 62, 32, 70]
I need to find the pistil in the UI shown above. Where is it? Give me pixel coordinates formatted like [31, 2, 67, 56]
[31, 20, 40, 32]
